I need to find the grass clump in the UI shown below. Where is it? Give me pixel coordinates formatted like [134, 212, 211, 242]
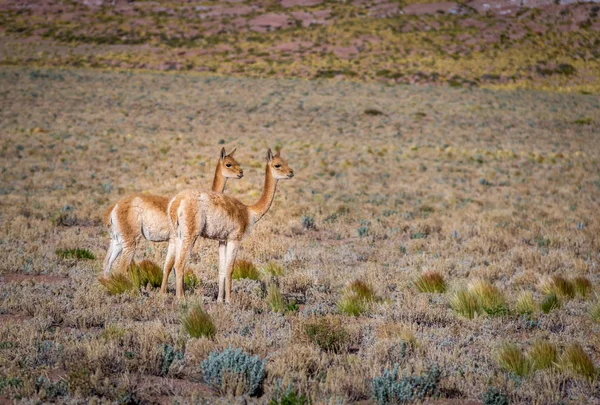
[184, 271, 200, 290]
[337, 279, 378, 316]
[201, 348, 265, 396]
[496, 343, 530, 378]
[560, 343, 596, 381]
[414, 271, 447, 293]
[591, 298, 600, 323]
[539, 275, 575, 299]
[269, 386, 308, 405]
[267, 283, 285, 313]
[450, 289, 481, 319]
[371, 364, 440, 405]
[56, 248, 95, 260]
[469, 279, 508, 316]
[303, 317, 348, 353]
[263, 262, 284, 277]
[540, 293, 561, 314]
[182, 305, 216, 339]
[527, 340, 557, 371]
[232, 260, 261, 281]
[572, 276, 592, 298]
[515, 291, 536, 315]
[128, 260, 162, 289]
[98, 272, 133, 295]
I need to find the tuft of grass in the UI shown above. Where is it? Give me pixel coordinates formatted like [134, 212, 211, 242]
[560, 343, 596, 381]
[450, 289, 481, 319]
[540, 293, 561, 314]
[414, 271, 447, 293]
[128, 260, 162, 289]
[591, 299, 600, 323]
[364, 108, 385, 116]
[469, 279, 508, 316]
[98, 272, 133, 295]
[184, 271, 200, 290]
[266, 283, 285, 313]
[182, 305, 216, 339]
[232, 260, 261, 281]
[300, 215, 316, 231]
[527, 340, 557, 371]
[303, 317, 348, 353]
[263, 262, 284, 277]
[496, 343, 530, 377]
[269, 387, 308, 405]
[56, 248, 95, 260]
[572, 276, 592, 298]
[337, 279, 377, 316]
[515, 291, 536, 315]
[540, 275, 575, 299]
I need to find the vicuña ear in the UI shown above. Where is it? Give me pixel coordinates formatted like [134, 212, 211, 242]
[267, 148, 274, 161]
[274, 148, 281, 157]
[220, 147, 226, 160]
[227, 148, 236, 157]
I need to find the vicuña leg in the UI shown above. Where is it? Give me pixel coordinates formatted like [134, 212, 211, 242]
[160, 238, 176, 294]
[217, 241, 227, 303]
[174, 236, 196, 299]
[118, 239, 137, 273]
[103, 238, 122, 275]
[223, 240, 240, 304]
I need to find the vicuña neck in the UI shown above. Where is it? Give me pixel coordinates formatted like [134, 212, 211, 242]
[212, 164, 227, 192]
[249, 165, 277, 224]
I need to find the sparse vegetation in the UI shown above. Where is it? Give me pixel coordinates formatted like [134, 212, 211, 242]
[496, 343, 530, 378]
[182, 305, 216, 339]
[337, 279, 378, 316]
[572, 276, 592, 298]
[560, 343, 596, 381]
[303, 317, 349, 353]
[263, 262, 284, 277]
[56, 248, 95, 260]
[232, 260, 261, 281]
[201, 348, 266, 396]
[266, 283, 285, 313]
[414, 271, 447, 293]
[98, 272, 133, 295]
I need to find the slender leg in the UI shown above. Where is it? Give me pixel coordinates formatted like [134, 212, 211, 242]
[160, 238, 176, 294]
[217, 241, 227, 303]
[118, 239, 137, 273]
[223, 240, 240, 304]
[174, 236, 196, 299]
[103, 239, 122, 275]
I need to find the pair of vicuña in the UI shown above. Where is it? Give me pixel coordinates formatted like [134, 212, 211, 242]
[102, 147, 294, 303]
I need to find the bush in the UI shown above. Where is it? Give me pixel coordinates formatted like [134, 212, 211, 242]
[540, 293, 561, 314]
[371, 364, 440, 405]
[527, 340, 557, 371]
[304, 317, 348, 353]
[572, 276, 592, 298]
[496, 343, 530, 377]
[99, 272, 133, 295]
[232, 260, 261, 281]
[56, 248, 95, 260]
[414, 271, 447, 293]
[515, 291, 536, 315]
[201, 348, 266, 396]
[129, 260, 162, 289]
[560, 343, 596, 381]
[482, 387, 509, 405]
[182, 306, 216, 339]
[161, 344, 184, 376]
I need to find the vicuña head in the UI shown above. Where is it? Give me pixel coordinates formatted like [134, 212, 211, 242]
[163, 147, 294, 302]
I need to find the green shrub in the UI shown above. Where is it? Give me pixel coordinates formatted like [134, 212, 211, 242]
[269, 386, 308, 405]
[540, 293, 561, 314]
[99, 272, 133, 295]
[572, 276, 592, 298]
[184, 271, 200, 290]
[482, 387, 509, 405]
[496, 343, 530, 377]
[56, 248, 95, 260]
[161, 344, 184, 376]
[371, 364, 440, 405]
[527, 340, 557, 371]
[129, 260, 163, 289]
[201, 348, 266, 396]
[560, 343, 596, 381]
[232, 260, 261, 281]
[414, 271, 447, 293]
[304, 317, 348, 353]
[182, 306, 216, 339]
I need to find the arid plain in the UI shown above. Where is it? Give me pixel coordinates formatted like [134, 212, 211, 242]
[0, 66, 599, 404]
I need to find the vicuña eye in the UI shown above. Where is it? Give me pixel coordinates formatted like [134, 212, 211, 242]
[226, 164, 232, 167]
[274, 164, 281, 168]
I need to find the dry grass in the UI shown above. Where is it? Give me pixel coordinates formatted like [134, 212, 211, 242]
[496, 344, 530, 378]
[527, 340, 558, 371]
[0, 66, 599, 404]
[540, 293, 562, 314]
[337, 279, 377, 316]
[129, 260, 163, 289]
[539, 275, 575, 300]
[232, 260, 261, 281]
[515, 292, 536, 316]
[266, 283, 285, 313]
[450, 289, 481, 319]
[468, 279, 508, 316]
[572, 277, 592, 298]
[182, 306, 216, 339]
[560, 343, 597, 381]
[98, 272, 133, 295]
[591, 299, 600, 324]
[414, 271, 447, 293]
[263, 262, 284, 277]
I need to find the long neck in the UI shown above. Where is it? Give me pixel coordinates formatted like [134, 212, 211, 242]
[248, 166, 278, 225]
[211, 163, 227, 192]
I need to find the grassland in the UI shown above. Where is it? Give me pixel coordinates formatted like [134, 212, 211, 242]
[0, 66, 599, 403]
